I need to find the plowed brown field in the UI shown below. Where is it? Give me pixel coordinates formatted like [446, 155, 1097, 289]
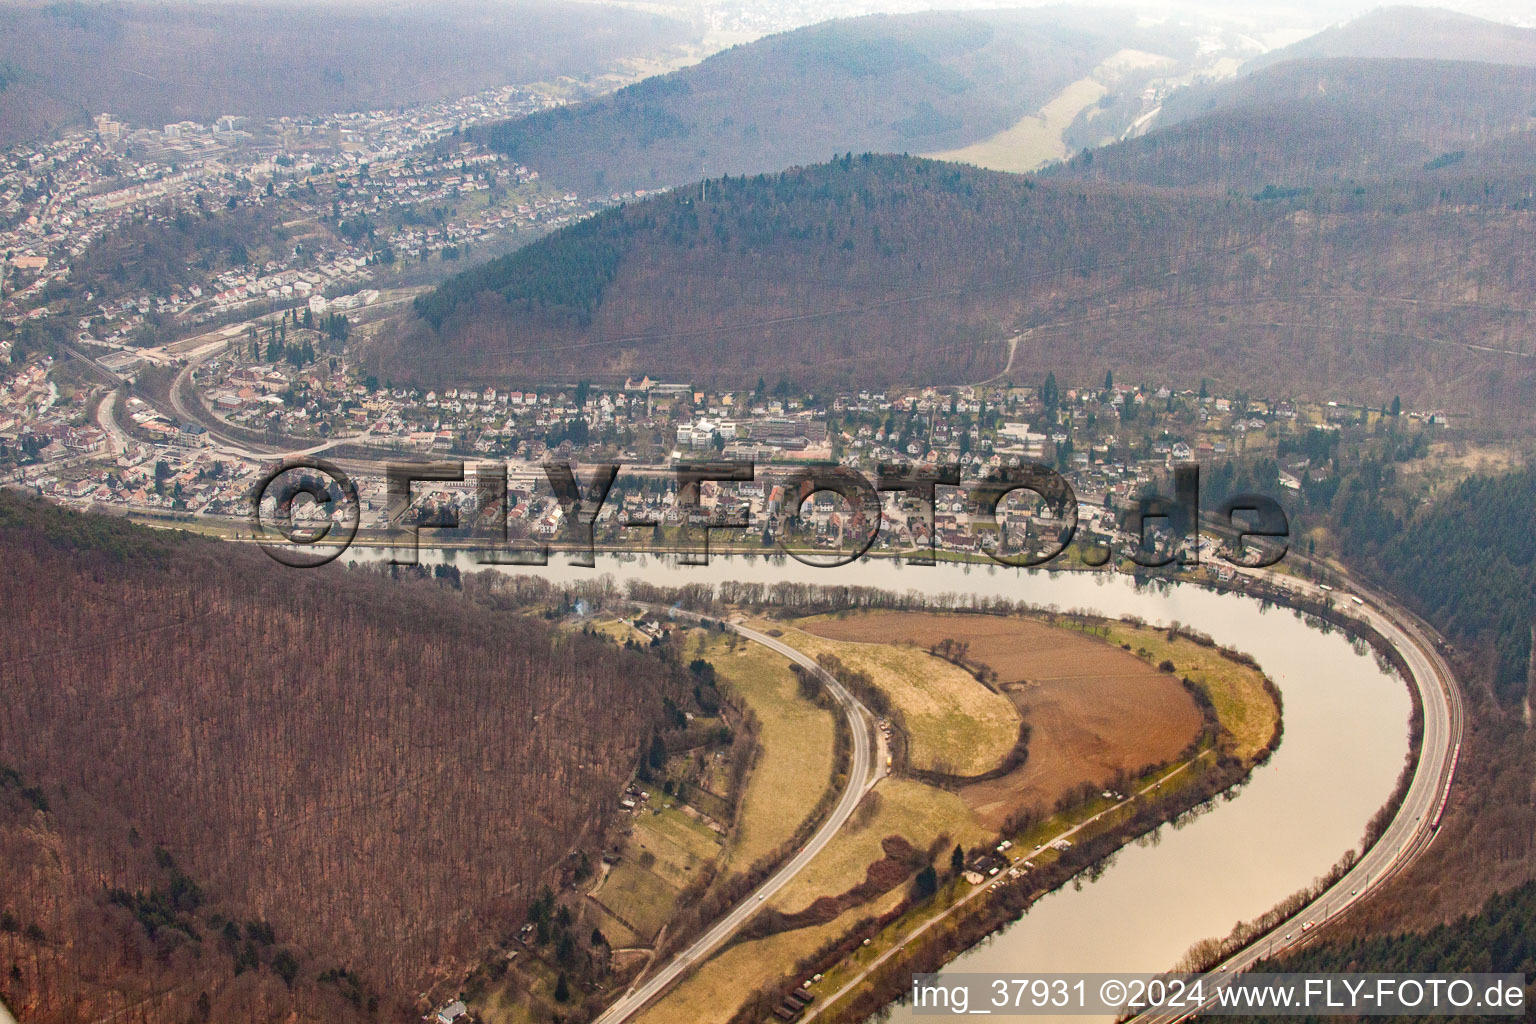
[800, 612, 1203, 829]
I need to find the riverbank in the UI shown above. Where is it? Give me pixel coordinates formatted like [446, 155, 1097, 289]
[409, 555, 1410, 1024]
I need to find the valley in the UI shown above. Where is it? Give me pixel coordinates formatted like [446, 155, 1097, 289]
[4, 3, 1535, 1022]
[464, 597, 1281, 1024]
[926, 48, 1172, 172]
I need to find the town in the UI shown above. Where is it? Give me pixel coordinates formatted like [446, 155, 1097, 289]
[4, 304, 1436, 570]
[0, 81, 669, 351]
[0, 71, 1446, 572]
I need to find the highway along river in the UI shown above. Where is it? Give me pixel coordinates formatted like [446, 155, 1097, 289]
[368, 551, 1411, 1020]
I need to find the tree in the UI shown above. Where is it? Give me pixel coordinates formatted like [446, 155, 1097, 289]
[0, 489, 691, 1022]
[1055, 436, 1074, 473]
[554, 972, 571, 1003]
[913, 865, 939, 900]
[1041, 372, 1059, 412]
[271, 949, 299, 987]
[1391, 395, 1402, 417]
[949, 843, 965, 876]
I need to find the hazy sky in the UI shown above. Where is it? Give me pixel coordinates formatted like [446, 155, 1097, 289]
[574, 0, 1536, 28]
[193, 0, 1534, 30]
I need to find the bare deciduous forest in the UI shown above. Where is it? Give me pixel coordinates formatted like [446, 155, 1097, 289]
[1304, 467, 1536, 936]
[1054, 58, 1536, 189]
[386, 153, 1536, 417]
[0, 492, 684, 1023]
[474, 8, 1204, 195]
[0, 2, 691, 146]
[1240, 6, 1536, 72]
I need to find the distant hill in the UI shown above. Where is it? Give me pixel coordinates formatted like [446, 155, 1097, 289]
[0, 1, 693, 146]
[1243, 5, 1536, 71]
[1050, 57, 1536, 190]
[0, 491, 683, 1023]
[380, 153, 1536, 415]
[475, 8, 1204, 195]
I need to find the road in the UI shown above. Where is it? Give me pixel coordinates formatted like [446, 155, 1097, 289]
[1128, 567, 1463, 1024]
[803, 758, 1205, 1022]
[789, 564, 1459, 1024]
[593, 617, 884, 1024]
[94, 390, 131, 453]
[92, 330, 375, 464]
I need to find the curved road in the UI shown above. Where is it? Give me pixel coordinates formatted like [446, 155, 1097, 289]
[593, 617, 883, 1024]
[90, 334, 377, 464]
[73, 389, 1463, 1024]
[768, 565, 1460, 1024]
[167, 340, 368, 461]
[1130, 568, 1463, 1023]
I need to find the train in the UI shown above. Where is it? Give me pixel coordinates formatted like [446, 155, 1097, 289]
[1429, 741, 1460, 832]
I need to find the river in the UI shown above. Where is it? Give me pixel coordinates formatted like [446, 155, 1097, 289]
[348, 550, 1411, 1021]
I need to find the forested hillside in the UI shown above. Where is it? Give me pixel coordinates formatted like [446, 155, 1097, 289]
[384, 153, 1536, 415]
[1228, 881, 1536, 1021]
[1050, 58, 1536, 190]
[1242, 6, 1536, 72]
[1342, 467, 1536, 703]
[476, 9, 1201, 195]
[0, 1, 691, 145]
[0, 492, 685, 1023]
[1287, 463, 1536, 948]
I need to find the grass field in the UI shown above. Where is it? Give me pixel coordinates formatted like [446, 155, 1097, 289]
[589, 615, 648, 646]
[773, 622, 1021, 777]
[594, 855, 683, 941]
[627, 635, 958, 1024]
[634, 887, 911, 1024]
[701, 632, 839, 871]
[479, 964, 550, 1024]
[583, 898, 641, 951]
[799, 611, 1205, 829]
[928, 75, 1106, 172]
[927, 47, 1171, 172]
[628, 611, 1276, 1024]
[770, 778, 988, 914]
[588, 627, 842, 944]
[633, 806, 724, 887]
